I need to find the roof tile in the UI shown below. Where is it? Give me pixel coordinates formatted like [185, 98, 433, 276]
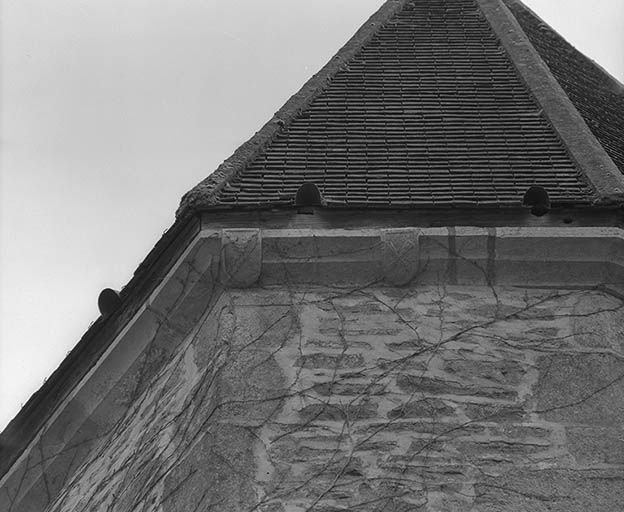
[215, 0, 589, 208]
[180, 0, 624, 213]
[504, 0, 624, 176]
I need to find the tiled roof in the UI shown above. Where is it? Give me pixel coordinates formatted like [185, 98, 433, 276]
[504, 0, 624, 176]
[178, 0, 624, 215]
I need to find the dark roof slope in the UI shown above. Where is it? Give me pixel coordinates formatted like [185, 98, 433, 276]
[218, 0, 591, 208]
[180, 0, 592, 213]
[178, 0, 624, 216]
[504, 0, 624, 175]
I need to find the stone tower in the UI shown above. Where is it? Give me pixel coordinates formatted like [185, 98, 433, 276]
[2, 0, 624, 510]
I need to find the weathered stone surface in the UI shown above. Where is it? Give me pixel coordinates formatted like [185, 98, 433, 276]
[444, 358, 524, 385]
[474, 469, 624, 511]
[297, 400, 378, 421]
[387, 398, 454, 419]
[381, 228, 420, 286]
[5, 285, 624, 512]
[571, 291, 624, 351]
[535, 352, 624, 426]
[397, 374, 517, 400]
[566, 426, 624, 465]
[463, 402, 526, 422]
[313, 381, 387, 397]
[295, 353, 366, 370]
[221, 228, 262, 287]
[161, 425, 258, 512]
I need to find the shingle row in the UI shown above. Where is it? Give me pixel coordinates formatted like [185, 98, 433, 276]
[216, 0, 591, 207]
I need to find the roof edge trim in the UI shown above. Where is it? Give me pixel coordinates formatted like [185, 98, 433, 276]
[175, 0, 408, 219]
[477, 0, 624, 204]
[0, 214, 201, 478]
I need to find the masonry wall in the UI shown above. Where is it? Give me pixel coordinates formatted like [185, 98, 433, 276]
[4, 283, 624, 512]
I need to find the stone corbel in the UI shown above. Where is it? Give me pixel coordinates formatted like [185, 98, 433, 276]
[381, 228, 420, 285]
[220, 229, 262, 287]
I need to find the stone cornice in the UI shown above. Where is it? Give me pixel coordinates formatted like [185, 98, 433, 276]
[217, 225, 624, 291]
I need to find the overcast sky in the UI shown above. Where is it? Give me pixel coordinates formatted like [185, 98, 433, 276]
[1, 0, 622, 430]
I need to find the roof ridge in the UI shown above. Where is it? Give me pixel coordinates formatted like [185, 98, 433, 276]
[176, 0, 408, 219]
[478, 0, 624, 204]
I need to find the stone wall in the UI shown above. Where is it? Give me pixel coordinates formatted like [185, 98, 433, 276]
[5, 283, 623, 511]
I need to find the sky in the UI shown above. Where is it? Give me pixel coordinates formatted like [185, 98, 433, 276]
[1, 0, 623, 431]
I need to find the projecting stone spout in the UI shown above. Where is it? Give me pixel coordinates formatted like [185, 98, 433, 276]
[523, 185, 551, 216]
[295, 182, 325, 207]
[97, 288, 121, 318]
